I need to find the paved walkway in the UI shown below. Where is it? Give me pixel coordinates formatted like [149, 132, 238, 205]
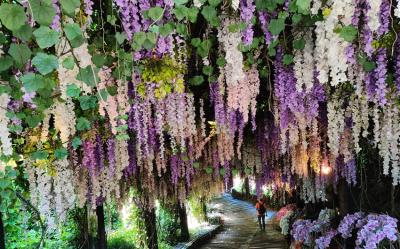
[199, 194, 288, 249]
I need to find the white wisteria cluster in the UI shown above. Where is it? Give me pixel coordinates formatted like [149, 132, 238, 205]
[366, 0, 383, 33]
[53, 100, 76, 146]
[300, 178, 316, 203]
[98, 67, 119, 134]
[294, 30, 314, 92]
[53, 158, 76, 222]
[231, 0, 239, 10]
[218, 18, 245, 87]
[327, 96, 345, 161]
[315, 0, 355, 86]
[395, 0, 400, 18]
[280, 210, 294, 236]
[0, 93, 12, 156]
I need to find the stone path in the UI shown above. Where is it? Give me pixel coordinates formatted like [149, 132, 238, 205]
[198, 194, 288, 249]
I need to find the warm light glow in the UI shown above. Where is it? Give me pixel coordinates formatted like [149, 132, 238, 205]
[321, 164, 332, 175]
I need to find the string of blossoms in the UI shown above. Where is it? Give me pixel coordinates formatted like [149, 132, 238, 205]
[239, 0, 255, 46]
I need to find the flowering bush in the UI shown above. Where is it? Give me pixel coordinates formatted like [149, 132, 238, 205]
[279, 210, 294, 236]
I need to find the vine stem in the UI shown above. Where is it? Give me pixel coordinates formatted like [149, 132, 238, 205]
[389, 0, 398, 56]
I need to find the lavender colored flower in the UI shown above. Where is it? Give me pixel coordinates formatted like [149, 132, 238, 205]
[50, 0, 61, 31]
[338, 212, 365, 238]
[377, 0, 390, 36]
[292, 219, 314, 245]
[315, 229, 338, 249]
[115, 0, 141, 40]
[84, 0, 94, 16]
[258, 11, 273, 45]
[374, 48, 387, 106]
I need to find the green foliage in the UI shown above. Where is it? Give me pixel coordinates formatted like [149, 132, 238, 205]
[76, 66, 99, 87]
[268, 18, 285, 36]
[188, 197, 207, 223]
[156, 203, 180, 246]
[339, 25, 358, 42]
[29, 0, 56, 26]
[64, 23, 84, 48]
[33, 26, 60, 49]
[0, 3, 27, 31]
[13, 24, 33, 42]
[8, 44, 32, 69]
[60, 0, 80, 17]
[32, 53, 59, 75]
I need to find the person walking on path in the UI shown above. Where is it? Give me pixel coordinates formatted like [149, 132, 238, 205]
[255, 197, 267, 231]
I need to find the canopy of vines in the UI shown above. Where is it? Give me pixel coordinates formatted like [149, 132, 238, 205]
[0, 0, 400, 245]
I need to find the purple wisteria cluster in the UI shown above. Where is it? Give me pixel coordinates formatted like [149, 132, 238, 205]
[292, 219, 314, 245]
[315, 229, 338, 249]
[258, 11, 274, 45]
[115, 0, 173, 57]
[338, 212, 365, 238]
[355, 214, 399, 249]
[240, 0, 255, 46]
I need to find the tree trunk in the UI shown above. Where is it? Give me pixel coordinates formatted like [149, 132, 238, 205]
[0, 212, 5, 249]
[143, 207, 158, 249]
[338, 179, 350, 216]
[178, 203, 189, 241]
[243, 177, 250, 197]
[96, 205, 107, 249]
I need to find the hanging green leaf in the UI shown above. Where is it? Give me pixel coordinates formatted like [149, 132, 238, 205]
[132, 31, 147, 50]
[208, 0, 222, 6]
[32, 150, 49, 160]
[292, 13, 302, 24]
[187, 8, 199, 23]
[72, 136, 82, 149]
[147, 6, 164, 21]
[54, 148, 68, 159]
[268, 18, 285, 36]
[339, 25, 358, 42]
[32, 53, 59, 75]
[0, 56, 13, 72]
[205, 166, 213, 174]
[76, 117, 91, 131]
[60, 0, 80, 16]
[13, 24, 33, 42]
[174, 0, 189, 5]
[296, 0, 311, 14]
[29, 0, 56, 26]
[201, 6, 217, 21]
[79, 95, 97, 110]
[0, 3, 27, 31]
[20, 73, 45, 92]
[202, 65, 213, 76]
[283, 54, 294, 65]
[189, 75, 204, 86]
[8, 44, 32, 69]
[26, 114, 45, 128]
[193, 162, 200, 169]
[66, 84, 81, 98]
[216, 57, 226, 67]
[76, 66, 99, 87]
[33, 26, 60, 49]
[173, 6, 188, 20]
[115, 32, 127, 44]
[191, 38, 201, 47]
[64, 23, 84, 48]
[159, 22, 175, 37]
[62, 57, 75, 69]
[293, 38, 305, 50]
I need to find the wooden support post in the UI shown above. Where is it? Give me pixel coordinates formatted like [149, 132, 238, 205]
[178, 203, 190, 241]
[144, 207, 158, 249]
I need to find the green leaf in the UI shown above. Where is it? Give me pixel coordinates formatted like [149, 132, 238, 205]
[132, 31, 147, 50]
[107, 15, 117, 25]
[72, 136, 82, 149]
[143, 33, 157, 50]
[76, 117, 91, 131]
[76, 66, 99, 87]
[292, 13, 302, 24]
[189, 75, 204, 86]
[32, 150, 48, 160]
[174, 0, 189, 5]
[193, 162, 200, 169]
[208, 0, 222, 6]
[219, 168, 225, 176]
[0, 56, 13, 72]
[64, 23, 84, 48]
[283, 54, 294, 65]
[205, 167, 213, 174]
[62, 57, 75, 69]
[26, 114, 44, 128]
[173, 6, 188, 20]
[66, 84, 81, 98]
[13, 24, 33, 42]
[191, 38, 201, 47]
[33, 26, 60, 49]
[147, 6, 164, 21]
[8, 44, 32, 69]
[159, 23, 175, 37]
[60, 0, 80, 16]
[296, 0, 311, 14]
[339, 25, 358, 42]
[29, 0, 56, 26]
[187, 8, 199, 23]
[149, 25, 159, 33]
[32, 53, 59, 75]
[54, 147, 68, 159]
[78, 95, 97, 110]
[20, 73, 45, 92]
[293, 38, 305, 50]
[176, 23, 188, 36]
[244, 167, 252, 175]
[201, 6, 217, 21]
[92, 54, 107, 68]
[115, 32, 126, 45]
[202, 65, 213, 76]
[216, 57, 226, 67]
[268, 18, 285, 36]
[0, 3, 27, 31]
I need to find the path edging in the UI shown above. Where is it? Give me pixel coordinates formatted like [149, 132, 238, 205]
[174, 224, 222, 249]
